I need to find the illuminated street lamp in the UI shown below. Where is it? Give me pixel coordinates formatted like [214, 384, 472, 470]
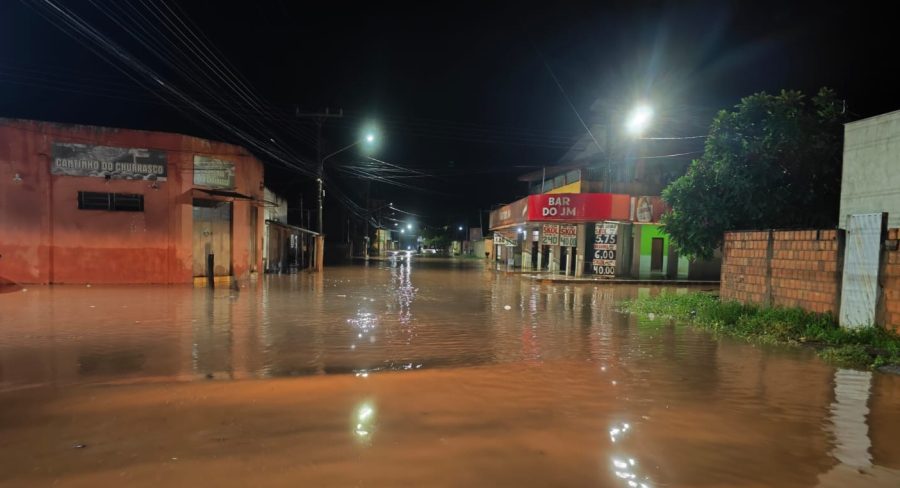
[407, 223, 412, 230]
[318, 132, 375, 235]
[605, 103, 654, 192]
[626, 104, 653, 136]
[315, 128, 378, 271]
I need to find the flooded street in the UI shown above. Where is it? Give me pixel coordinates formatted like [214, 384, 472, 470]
[2, 261, 900, 487]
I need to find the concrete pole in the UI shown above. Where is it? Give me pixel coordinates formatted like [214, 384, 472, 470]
[537, 244, 543, 270]
[522, 235, 532, 270]
[550, 245, 560, 273]
[575, 223, 586, 277]
[566, 246, 573, 276]
[315, 235, 324, 272]
[316, 120, 324, 272]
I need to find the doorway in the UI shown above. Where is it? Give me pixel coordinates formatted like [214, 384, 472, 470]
[650, 237, 664, 273]
[192, 199, 232, 277]
[249, 205, 258, 273]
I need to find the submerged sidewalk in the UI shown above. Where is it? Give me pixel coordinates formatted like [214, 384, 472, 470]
[514, 271, 719, 286]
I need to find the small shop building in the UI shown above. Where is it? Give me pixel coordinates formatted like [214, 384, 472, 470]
[487, 152, 720, 280]
[0, 119, 267, 285]
[489, 192, 720, 280]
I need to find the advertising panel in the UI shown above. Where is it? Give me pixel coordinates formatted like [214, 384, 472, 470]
[493, 234, 517, 247]
[559, 224, 577, 247]
[51, 142, 167, 180]
[593, 222, 618, 277]
[541, 224, 559, 245]
[631, 196, 667, 223]
[489, 196, 529, 229]
[194, 155, 236, 189]
[527, 193, 630, 222]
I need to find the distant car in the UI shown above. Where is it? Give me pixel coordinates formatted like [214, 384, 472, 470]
[424, 248, 438, 254]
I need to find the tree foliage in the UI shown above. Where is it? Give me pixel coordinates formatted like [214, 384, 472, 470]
[661, 88, 847, 259]
[420, 226, 452, 249]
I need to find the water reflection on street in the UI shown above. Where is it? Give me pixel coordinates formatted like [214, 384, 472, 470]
[1, 261, 899, 487]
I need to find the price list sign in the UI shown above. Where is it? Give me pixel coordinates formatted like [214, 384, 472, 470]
[593, 223, 618, 277]
[559, 224, 577, 247]
[541, 224, 560, 245]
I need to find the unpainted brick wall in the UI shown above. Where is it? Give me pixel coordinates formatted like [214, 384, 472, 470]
[721, 231, 770, 305]
[721, 229, 842, 315]
[881, 228, 900, 333]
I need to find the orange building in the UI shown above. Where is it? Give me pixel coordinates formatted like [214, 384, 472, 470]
[0, 119, 265, 285]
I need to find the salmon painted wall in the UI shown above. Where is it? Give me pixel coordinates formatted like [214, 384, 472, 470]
[0, 119, 264, 284]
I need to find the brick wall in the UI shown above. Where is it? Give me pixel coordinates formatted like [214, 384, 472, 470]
[770, 230, 841, 314]
[721, 231, 770, 304]
[881, 229, 900, 333]
[721, 229, 842, 315]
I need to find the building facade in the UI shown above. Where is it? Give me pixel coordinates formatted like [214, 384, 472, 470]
[489, 193, 718, 279]
[0, 119, 265, 285]
[262, 187, 319, 274]
[840, 109, 900, 229]
[489, 150, 720, 280]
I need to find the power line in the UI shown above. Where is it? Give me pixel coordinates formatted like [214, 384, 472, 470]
[24, 0, 319, 180]
[639, 135, 708, 140]
[627, 150, 703, 160]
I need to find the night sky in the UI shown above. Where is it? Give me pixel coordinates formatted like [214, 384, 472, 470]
[1, 0, 896, 230]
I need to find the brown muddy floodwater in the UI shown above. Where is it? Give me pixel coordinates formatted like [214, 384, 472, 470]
[1, 260, 900, 487]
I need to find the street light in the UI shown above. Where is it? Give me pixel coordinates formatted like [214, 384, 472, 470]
[605, 103, 654, 192]
[407, 223, 412, 230]
[458, 225, 463, 231]
[319, 131, 378, 211]
[626, 104, 653, 136]
[315, 130, 378, 270]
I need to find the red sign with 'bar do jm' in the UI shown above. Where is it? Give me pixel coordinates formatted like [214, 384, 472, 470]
[527, 193, 631, 222]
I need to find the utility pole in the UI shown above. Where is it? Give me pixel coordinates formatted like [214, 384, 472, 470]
[479, 209, 484, 234]
[296, 107, 343, 271]
[364, 179, 371, 260]
[299, 194, 304, 269]
[605, 116, 613, 193]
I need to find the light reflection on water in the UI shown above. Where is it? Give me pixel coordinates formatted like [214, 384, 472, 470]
[3, 262, 710, 385]
[2, 262, 900, 486]
[354, 401, 376, 441]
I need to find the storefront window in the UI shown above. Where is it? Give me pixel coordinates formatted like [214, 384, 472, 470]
[77, 191, 144, 212]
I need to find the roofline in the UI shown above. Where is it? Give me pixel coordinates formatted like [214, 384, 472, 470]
[265, 219, 320, 236]
[516, 163, 589, 182]
[845, 109, 900, 128]
[0, 117, 252, 155]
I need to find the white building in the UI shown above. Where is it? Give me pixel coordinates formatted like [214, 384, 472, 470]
[840, 110, 900, 229]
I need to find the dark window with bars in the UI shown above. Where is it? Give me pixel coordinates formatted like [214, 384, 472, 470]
[77, 192, 144, 212]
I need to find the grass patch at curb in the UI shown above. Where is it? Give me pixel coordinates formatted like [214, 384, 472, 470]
[622, 292, 900, 370]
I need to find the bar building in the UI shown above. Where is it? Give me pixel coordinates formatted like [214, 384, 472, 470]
[489, 127, 721, 280]
[0, 119, 265, 285]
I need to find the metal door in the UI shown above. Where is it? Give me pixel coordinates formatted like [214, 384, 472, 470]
[192, 199, 232, 277]
[249, 205, 258, 272]
[840, 213, 884, 328]
[650, 238, 664, 272]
